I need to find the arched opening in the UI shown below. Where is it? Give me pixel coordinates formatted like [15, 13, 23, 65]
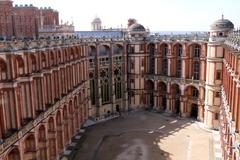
[41, 53, 47, 69]
[0, 59, 7, 81]
[187, 43, 201, 80]
[63, 106, 69, 144]
[185, 85, 199, 119]
[157, 82, 167, 110]
[38, 125, 47, 160]
[56, 111, 63, 153]
[189, 43, 201, 58]
[88, 46, 97, 57]
[30, 54, 37, 73]
[7, 148, 21, 160]
[99, 45, 110, 56]
[171, 84, 181, 115]
[70, 48, 75, 60]
[148, 43, 155, 74]
[74, 97, 79, 132]
[113, 44, 123, 55]
[160, 43, 168, 76]
[68, 100, 74, 136]
[48, 117, 56, 160]
[173, 43, 182, 78]
[145, 80, 154, 108]
[15, 56, 24, 76]
[50, 51, 55, 67]
[58, 50, 62, 64]
[24, 134, 37, 159]
[191, 104, 198, 118]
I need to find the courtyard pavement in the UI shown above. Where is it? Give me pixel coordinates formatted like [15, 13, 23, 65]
[73, 111, 214, 160]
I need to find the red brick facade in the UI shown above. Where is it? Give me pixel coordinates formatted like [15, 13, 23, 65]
[0, 1, 59, 40]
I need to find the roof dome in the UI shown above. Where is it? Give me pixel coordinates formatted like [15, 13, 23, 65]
[92, 17, 101, 23]
[129, 23, 146, 32]
[211, 17, 234, 30]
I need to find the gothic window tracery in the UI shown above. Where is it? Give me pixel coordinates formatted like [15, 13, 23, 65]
[100, 69, 110, 104]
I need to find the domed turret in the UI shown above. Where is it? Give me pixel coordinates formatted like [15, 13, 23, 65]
[128, 23, 146, 32]
[91, 16, 102, 31]
[209, 15, 234, 41]
[127, 19, 148, 38]
[92, 17, 101, 24]
[211, 17, 234, 31]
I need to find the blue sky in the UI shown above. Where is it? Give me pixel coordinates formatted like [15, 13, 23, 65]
[14, 0, 240, 31]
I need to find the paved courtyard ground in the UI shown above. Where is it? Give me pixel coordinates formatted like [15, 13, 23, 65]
[74, 111, 213, 160]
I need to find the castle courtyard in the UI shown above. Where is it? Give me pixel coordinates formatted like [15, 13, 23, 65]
[74, 111, 213, 160]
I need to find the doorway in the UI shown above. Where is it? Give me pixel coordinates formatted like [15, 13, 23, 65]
[190, 104, 198, 119]
[175, 99, 180, 115]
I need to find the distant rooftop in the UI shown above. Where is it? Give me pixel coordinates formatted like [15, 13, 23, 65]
[75, 31, 125, 38]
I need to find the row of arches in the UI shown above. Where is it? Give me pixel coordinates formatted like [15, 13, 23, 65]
[0, 46, 88, 140]
[147, 42, 205, 57]
[88, 44, 124, 57]
[0, 45, 86, 81]
[5, 93, 88, 160]
[144, 80, 200, 118]
[150, 43, 202, 79]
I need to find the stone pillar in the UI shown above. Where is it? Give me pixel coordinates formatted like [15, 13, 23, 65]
[166, 82, 171, 113]
[180, 96, 188, 118]
[153, 80, 158, 109]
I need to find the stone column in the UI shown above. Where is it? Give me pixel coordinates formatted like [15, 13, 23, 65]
[166, 82, 171, 113]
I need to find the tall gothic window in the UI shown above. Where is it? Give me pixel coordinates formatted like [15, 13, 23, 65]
[89, 72, 96, 105]
[100, 69, 110, 104]
[114, 68, 122, 99]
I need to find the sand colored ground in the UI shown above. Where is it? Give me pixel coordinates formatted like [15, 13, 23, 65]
[74, 111, 213, 160]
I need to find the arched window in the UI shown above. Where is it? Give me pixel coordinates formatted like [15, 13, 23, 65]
[70, 48, 75, 60]
[99, 45, 110, 56]
[194, 45, 200, 58]
[30, 55, 37, 72]
[88, 46, 96, 57]
[8, 148, 21, 160]
[162, 44, 168, 56]
[41, 53, 47, 69]
[113, 44, 123, 54]
[39, 126, 46, 142]
[50, 52, 54, 66]
[16, 56, 24, 76]
[161, 44, 168, 76]
[48, 118, 55, 132]
[24, 135, 36, 152]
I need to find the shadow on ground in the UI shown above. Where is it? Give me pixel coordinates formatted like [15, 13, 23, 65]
[73, 111, 199, 160]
